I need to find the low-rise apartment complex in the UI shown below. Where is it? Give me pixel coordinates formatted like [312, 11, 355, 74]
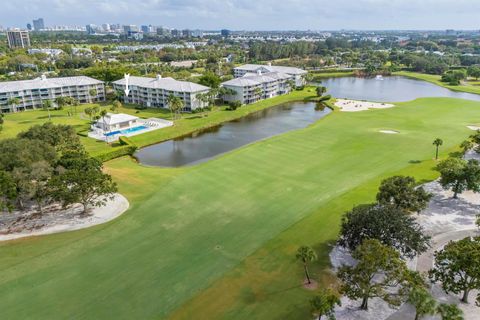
[0, 75, 105, 112]
[221, 71, 292, 105]
[112, 75, 210, 111]
[233, 63, 307, 87]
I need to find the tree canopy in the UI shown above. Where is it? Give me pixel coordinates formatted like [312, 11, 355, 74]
[338, 203, 430, 259]
[376, 176, 432, 213]
[436, 158, 480, 198]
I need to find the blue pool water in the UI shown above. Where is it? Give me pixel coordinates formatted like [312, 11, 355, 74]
[105, 125, 148, 137]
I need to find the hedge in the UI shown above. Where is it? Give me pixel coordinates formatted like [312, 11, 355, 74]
[94, 145, 138, 162]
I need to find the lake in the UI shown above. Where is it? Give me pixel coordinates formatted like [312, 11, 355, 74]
[320, 76, 480, 102]
[135, 101, 331, 167]
[136, 76, 480, 167]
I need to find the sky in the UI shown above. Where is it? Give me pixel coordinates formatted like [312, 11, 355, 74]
[2, 0, 480, 30]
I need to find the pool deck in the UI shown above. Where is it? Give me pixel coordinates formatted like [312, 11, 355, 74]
[88, 118, 173, 141]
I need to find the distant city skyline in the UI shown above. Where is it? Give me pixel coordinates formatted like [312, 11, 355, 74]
[1, 0, 480, 31]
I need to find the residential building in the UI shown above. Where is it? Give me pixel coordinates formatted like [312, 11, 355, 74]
[85, 24, 97, 35]
[28, 48, 64, 57]
[26, 23, 32, 31]
[221, 71, 292, 105]
[33, 18, 45, 31]
[233, 63, 307, 87]
[0, 75, 105, 112]
[112, 75, 210, 111]
[6, 30, 31, 49]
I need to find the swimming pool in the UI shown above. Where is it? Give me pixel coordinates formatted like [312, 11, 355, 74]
[105, 125, 148, 137]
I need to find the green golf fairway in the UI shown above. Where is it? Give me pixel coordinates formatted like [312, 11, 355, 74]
[0, 97, 479, 319]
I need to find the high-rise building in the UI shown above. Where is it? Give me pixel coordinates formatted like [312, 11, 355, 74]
[221, 29, 230, 37]
[85, 24, 96, 35]
[141, 25, 149, 33]
[32, 18, 45, 31]
[26, 23, 32, 31]
[123, 25, 138, 34]
[6, 30, 31, 49]
[102, 23, 111, 32]
[182, 29, 192, 37]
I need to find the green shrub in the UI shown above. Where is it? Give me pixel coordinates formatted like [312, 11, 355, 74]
[118, 136, 133, 146]
[227, 100, 242, 111]
[93, 145, 138, 162]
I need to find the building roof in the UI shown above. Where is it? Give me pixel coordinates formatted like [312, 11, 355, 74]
[234, 64, 307, 75]
[113, 76, 209, 93]
[0, 75, 103, 93]
[102, 113, 139, 125]
[221, 71, 291, 87]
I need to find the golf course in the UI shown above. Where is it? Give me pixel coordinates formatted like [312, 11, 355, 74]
[1, 88, 480, 318]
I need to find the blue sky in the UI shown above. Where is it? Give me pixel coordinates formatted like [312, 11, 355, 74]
[3, 0, 480, 30]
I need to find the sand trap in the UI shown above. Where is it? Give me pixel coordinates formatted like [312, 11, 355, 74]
[379, 130, 399, 134]
[335, 99, 394, 112]
[0, 194, 129, 241]
[467, 125, 480, 131]
[330, 179, 480, 320]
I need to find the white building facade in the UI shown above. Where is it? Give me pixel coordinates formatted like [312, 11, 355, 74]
[0, 75, 105, 112]
[112, 75, 210, 111]
[233, 63, 307, 87]
[221, 71, 292, 105]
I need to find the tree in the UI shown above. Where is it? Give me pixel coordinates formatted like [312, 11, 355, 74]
[42, 100, 54, 121]
[459, 140, 473, 157]
[376, 176, 432, 213]
[111, 100, 122, 113]
[436, 158, 480, 198]
[48, 150, 117, 214]
[84, 107, 93, 121]
[338, 204, 430, 259]
[429, 236, 480, 303]
[100, 109, 108, 131]
[310, 289, 341, 320]
[254, 87, 263, 101]
[0, 113, 3, 133]
[338, 239, 409, 310]
[408, 287, 436, 320]
[436, 303, 464, 320]
[0, 170, 17, 212]
[433, 138, 443, 160]
[476, 214, 480, 231]
[18, 122, 82, 153]
[7, 97, 21, 112]
[296, 246, 316, 284]
[89, 88, 98, 103]
[198, 71, 221, 88]
[467, 65, 480, 80]
[316, 86, 327, 97]
[167, 94, 184, 120]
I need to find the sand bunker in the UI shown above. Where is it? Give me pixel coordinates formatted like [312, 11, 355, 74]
[467, 125, 480, 131]
[0, 194, 129, 241]
[335, 99, 394, 112]
[379, 130, 399, 134]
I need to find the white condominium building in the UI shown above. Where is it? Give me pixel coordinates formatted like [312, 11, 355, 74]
[0, 75, 105, 112]
[112, 75, 210, 111]
[233, 63, 307, 87]
[221, 71, 292, 105]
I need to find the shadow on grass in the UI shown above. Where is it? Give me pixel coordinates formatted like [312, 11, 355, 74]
[409, 160, 422, 164]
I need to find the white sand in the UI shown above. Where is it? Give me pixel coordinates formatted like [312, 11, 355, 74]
[0, 194, 129, 241]
[467, 125, 480, 131]
[335, 99, 395, 112]
[330, 178, 480, 320]
[379, 130, 399, 134]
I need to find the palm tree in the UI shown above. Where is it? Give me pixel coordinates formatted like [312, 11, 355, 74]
[7, 97, 21, 112]
[42, 100, 53, 121]
[84, 107, 93, 122]
[286, 79, 296, 92]
[89, 89, 98, 103]
[167, 94, 184, 121]
[316, 86, 327, 97]
[433, 138, 443, 160]
[54, 96, 66, 110]
[296, 246, 317, 284]
[253, 87, 263, 102]
[100, 109, 108, 132]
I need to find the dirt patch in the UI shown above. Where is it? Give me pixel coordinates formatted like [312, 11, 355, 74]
[0, 193, 129, 241]
[335, 99, 394, 112]
[379, 130, 399, 134]
[303, 279, 318, 290]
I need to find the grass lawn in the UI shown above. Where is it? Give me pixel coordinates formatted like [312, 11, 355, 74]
[0, 97, 479, 319]
[395, 71, 480, 95]
[0, 88, 316, 157]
